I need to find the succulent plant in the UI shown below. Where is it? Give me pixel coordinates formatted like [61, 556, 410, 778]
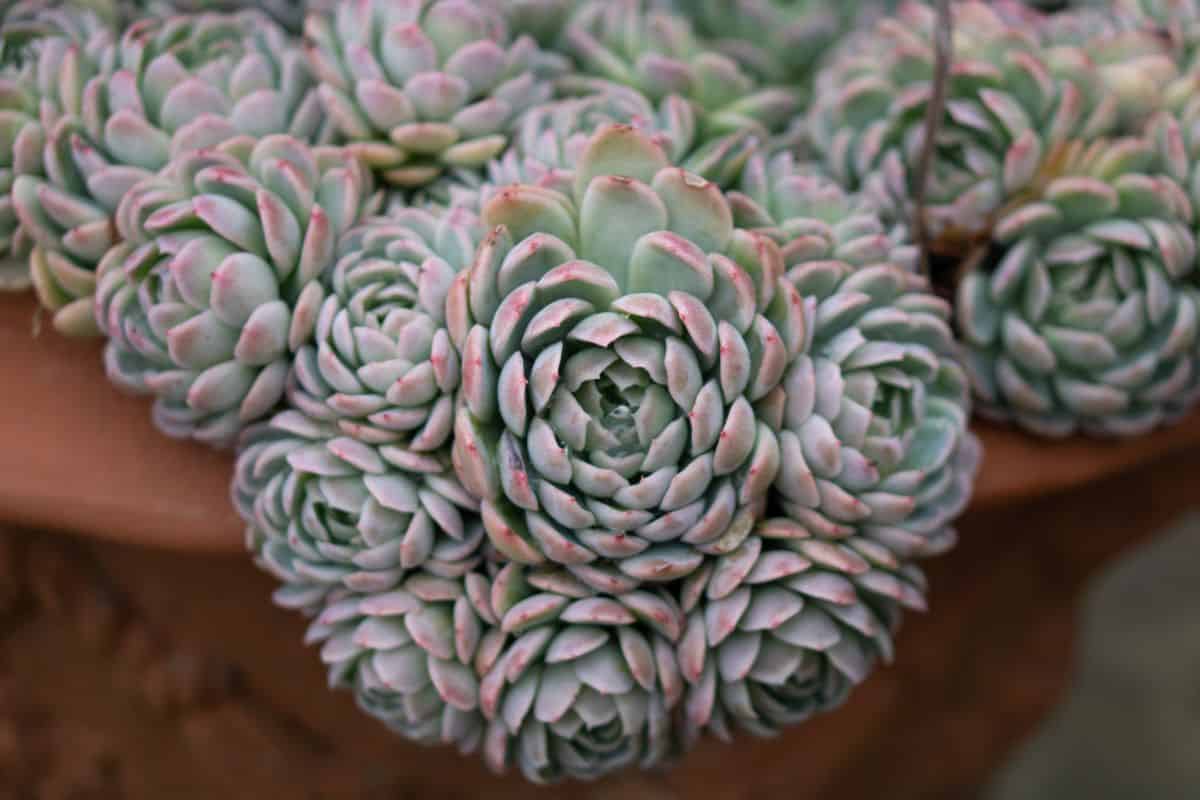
[233, 409, 485, 601]
[808, 1, 1156, 260]
[1040, 6, 1180, 131]
[728, 150, 919, 273]
[682, 0, 866, 85]
[303, 0, 556, 188]
[430, 85, 766, 210]
[287, 205, 485, 450]
[95, 135, 376, 446]
[475, 563, 685, 782]
[10, 9, 334, 334]
[0, 8, 115, 305]
[957, 134, 1200, 436]
[232, 202, 489, 598]
[0, 64, 38, 290]
[675, 518, 923, 741]
[558, 0, 798, 145]
[446, 124, 801, 590]
[660, 157, 980, 736]
[1116, 0, 1200, 66]
[301, 577, 490, 752]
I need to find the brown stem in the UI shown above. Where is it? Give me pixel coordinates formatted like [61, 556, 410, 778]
[913, 0, 953, 280]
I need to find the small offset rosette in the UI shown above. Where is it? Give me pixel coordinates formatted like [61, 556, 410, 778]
[95, 135, 376, 446]
[288, 205, 485, 455]
[475, 563, 686, 783]
[233, 411, 484, 602]
[675, 516, 928, 742]
[302, 573, 491, 752]
[446, 124, 806, 591]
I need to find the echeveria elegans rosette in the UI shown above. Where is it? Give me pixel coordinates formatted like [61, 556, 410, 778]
[301, 576, 491, 752]
[430, 86, 765, 210]
[957, 136, 1200, 437]
[559, 0, 799, 144]
[446, 124, 802, 590]
[674, 175, 980, 736]
[809, 0, 1124, 254]
[12, 9, 334, 334]
[287, 205, 485, 455]
[95, 135, 376, 446]
[233, 412, 484, 607]
[304, 0, 555, 188]
[0, 10, 116, 315]
[474, 563, 685, 783]
[674, 517, 927, 741]
[729, 150, 920, 274]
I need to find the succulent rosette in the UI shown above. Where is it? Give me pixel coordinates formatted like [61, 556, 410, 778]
[304, 0, 555, 188]
[11, 9, 333, 334]
[728, 150, 920, 273]
[667, 157, 979, 738]
[232, 203, 488, 600]
[233, 410, 484, 602]
[301, 576, 490, 752]
[475, 563, 685, 782]
[446, 124, 801, 592]
[0, 8, 115, 304]
[558, 0, 798, 146]
[432, 86, 765, 210]
[957, 134, 1200, 437]
[674, 517, 927, 741]
[683, 0, 858, 85]
[0, 64, 38, 290]
[95, 134, 376, 446]
[809, 1, 1134, 257]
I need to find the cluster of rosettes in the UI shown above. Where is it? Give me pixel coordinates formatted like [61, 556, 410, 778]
[231, 123, 979, 783]
[811, 0, 1200, 437]
[38, 0, 1200, 785]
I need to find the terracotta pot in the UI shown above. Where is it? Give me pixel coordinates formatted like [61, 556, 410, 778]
[5, 292, 1200, 553]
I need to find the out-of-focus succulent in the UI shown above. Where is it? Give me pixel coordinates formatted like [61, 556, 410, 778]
[809, 1, 1159, 260]
[1040, 6, 1180, 131]
[446, 124, 801, 589]
[558, 0, 799, 145]
[304, 0, 555, 188]
[1116, 0, 1200, 66]
[0, 64, 38, 290]
[431, 86, 766, 210]
[11, 10, 333, 334]
[95, 135, 376, 446]
[0, 8, 115, 302]
[957, 134, 1200, 436]
[481, 0, 575, 46]
[683, 0, 872, 85]
[675, 163, 978, 737]
[475, 563, 685, 782]
[729, 150, 919, 272]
